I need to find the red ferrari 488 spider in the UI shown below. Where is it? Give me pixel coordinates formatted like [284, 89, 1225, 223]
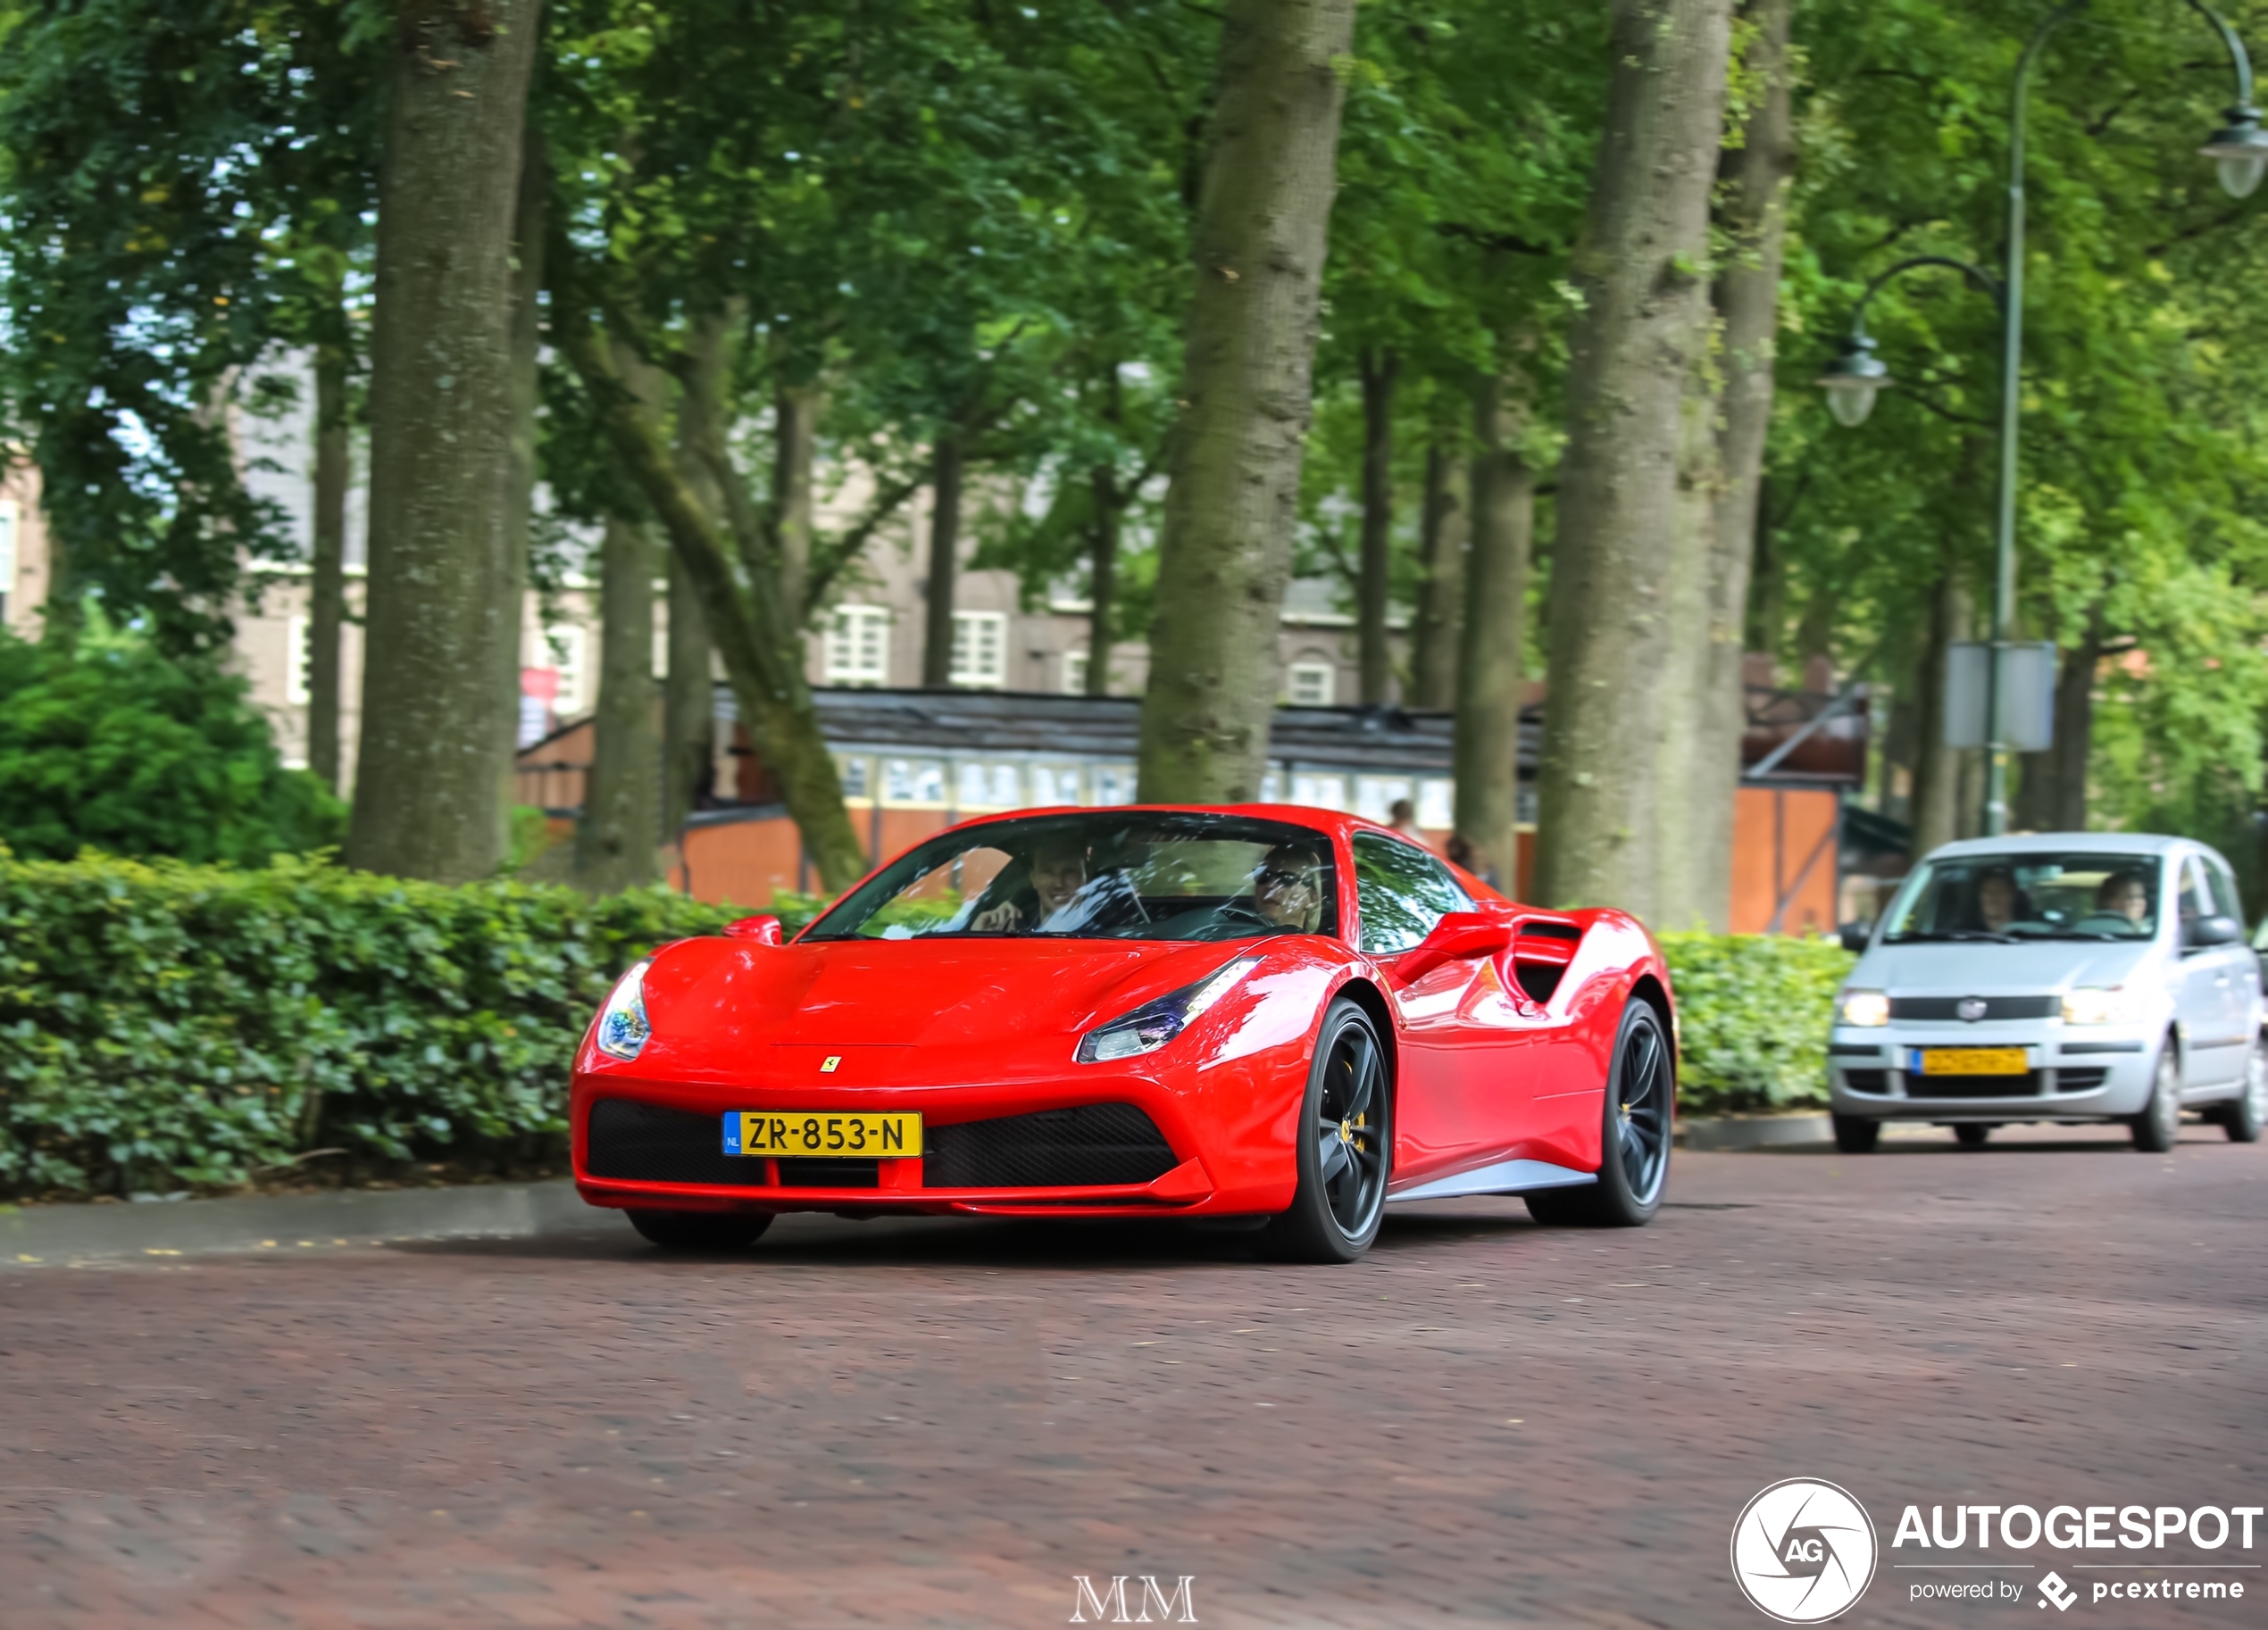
[571, 806, 1675, 1262]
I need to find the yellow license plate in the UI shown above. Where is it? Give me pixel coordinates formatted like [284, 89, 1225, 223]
[1914, 1047, 2029, 1076]
[723, 1111, 921, 1158]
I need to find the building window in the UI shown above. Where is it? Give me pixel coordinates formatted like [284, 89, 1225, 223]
[286, 616, 312, 707]
[1418, 778, 1455, 831]
[949, 611, 1007, 688]
[1288, 662, 1335, 706]
[546, 624, 590, 717]
[1063, 650, 1089, 695]
[1030, 764, 1080, 806]
[1092, 764, 1134, 806]
[1355, 776, 1413, 826]
[1290, 772, 1347, 811]
[836, 754, 871, 801]
[883, 757, 946, 806]
[825, 604, 890, 686]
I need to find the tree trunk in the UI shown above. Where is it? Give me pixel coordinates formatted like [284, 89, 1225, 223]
[1356, 345, 1398, 707]
[500, 127, 546, 797]
[663, 549, 713, 836]
[1088, 463, 1119, 695]
[574, 514, 660, 893]
[1910, 574, 1970, 857]
[773, 365, 822, 622]
[347, 0, 541, 883]
[921, 435, 964, 688]
[308, 341, 349, 793]
[1531, 0, 1735, 917]
[2015, 600, 2102, 833]
[1453, 367, 1534, 893]
[1408, 439, 1466, 711]
[555, 304, 866, 891]
[1665, 0, 1794, 931]
[1136, 0, 1358, 802]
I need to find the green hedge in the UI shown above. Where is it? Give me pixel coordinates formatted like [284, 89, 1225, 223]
[0, 852, 736, 1197]
[0, 856, 1853, 1197]
[1659, 931, 1855, 1114]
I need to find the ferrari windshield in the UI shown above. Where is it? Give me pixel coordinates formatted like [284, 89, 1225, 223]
[802, 811, 1338, 943]
[1881, 852, 2163, 943]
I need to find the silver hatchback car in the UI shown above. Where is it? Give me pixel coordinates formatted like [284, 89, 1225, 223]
[1829, 833, 2267, 1152]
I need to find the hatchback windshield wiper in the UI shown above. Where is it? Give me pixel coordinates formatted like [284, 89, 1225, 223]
[1884, 930, 2018, 944]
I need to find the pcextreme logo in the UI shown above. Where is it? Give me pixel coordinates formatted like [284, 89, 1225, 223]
[1730, 1479, 1880, 1624]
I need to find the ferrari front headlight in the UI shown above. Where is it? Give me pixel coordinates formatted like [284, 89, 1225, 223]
[1839, 988, 1890, 1027]
[2063, 986, 2141, 1027]
[595, 960, 653, 1060]
[1076, 955, 1262, 1063]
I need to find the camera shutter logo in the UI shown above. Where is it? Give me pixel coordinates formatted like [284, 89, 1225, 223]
[1730, 1479, 1879, 1623]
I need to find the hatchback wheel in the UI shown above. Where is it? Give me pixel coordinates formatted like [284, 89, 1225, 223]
[2219, 1042, 2266, 1143]
[1953, 1123, 1992, 1149]
[2130, 1046, 2182, 1153]
[1831, 1113, 1880, 1153]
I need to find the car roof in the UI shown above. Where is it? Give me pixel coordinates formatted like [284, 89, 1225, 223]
[1923, 831, 2195, 860]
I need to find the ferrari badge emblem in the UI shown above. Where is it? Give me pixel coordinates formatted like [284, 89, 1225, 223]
[821, 1055, 841, 1073]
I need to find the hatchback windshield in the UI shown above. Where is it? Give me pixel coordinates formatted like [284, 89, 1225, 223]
[1880, 852, 2163, 942]
[803, 811, 1338, 942]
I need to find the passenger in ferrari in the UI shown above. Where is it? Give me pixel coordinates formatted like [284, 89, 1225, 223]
[971, 834, 1090, 932]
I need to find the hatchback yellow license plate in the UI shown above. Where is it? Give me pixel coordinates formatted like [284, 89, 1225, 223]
[723, 1111, 921, 1158]
[1913, 1047, 2029, 1076]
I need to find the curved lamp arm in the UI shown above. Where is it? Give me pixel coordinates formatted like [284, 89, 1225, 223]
[1845, 255, 2005, 345]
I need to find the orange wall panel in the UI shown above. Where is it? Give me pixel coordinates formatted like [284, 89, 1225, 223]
[1730, 787, 1839, 936]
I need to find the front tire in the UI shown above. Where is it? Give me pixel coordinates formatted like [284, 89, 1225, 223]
[2131, 1045, 2182, 1153]
[1262, 998, 1390, 1264]
[1525, 999, 1672, 1227]
[1832, 1113, 1881, 1153]
[1954, 1123, 1992, 1149]
[627, 1209, 773, 1252]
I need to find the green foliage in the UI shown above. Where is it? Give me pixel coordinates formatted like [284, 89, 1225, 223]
[0, 853, 738, 1197]
[1660, 931, 1855, 1114]
[0, 630, 344, 864]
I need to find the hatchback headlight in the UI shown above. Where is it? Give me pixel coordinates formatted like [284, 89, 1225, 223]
[1076, 956, 1262, 1063]
[595, 960, 653, 1060]
[1839, 988, 1889, 1027]
[2063, 986, 2141, 1027]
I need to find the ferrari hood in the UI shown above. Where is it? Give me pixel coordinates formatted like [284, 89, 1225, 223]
[639, 936, 1247, 1062]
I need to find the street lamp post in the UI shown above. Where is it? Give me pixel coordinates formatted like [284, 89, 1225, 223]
[1825, 0, 2261, 837]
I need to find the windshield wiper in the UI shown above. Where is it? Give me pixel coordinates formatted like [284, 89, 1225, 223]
[1884, 930, 2018, 944]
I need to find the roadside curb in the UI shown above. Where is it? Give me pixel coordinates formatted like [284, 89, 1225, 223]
[0, 1180, 600, 1266]
[1676, 1113, 1833, 1152]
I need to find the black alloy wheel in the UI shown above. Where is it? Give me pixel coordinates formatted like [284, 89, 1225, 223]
[1954, 1123, 1992, 1149]
[1263, 998, 1390, 1263]
[1527, 999, 1672, 1227]
[627, 1209, 774, 1252]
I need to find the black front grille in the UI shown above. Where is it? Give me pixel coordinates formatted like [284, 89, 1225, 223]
[1889, 995, 2057, 1021]
[1842, 1069, 1890, 1094]
[2055, 1068, 2110, 1093]
[586, 1099, 772, 1186]
[1907, 1072, 2042, 1099]
[924, 1104, 1179, 1188]
[779, 1159, 880, 1188]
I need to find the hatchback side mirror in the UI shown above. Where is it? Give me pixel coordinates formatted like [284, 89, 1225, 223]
[725, 914, 785, 945]
[2186, 913, 2244, 950]
[1395, 911, 1513, 983]
[1838, 920, 1873, 954]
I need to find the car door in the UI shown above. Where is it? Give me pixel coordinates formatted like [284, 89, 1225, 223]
[1350, 831, 1497, 1182]
[2175, 854, 2243, 1086]
[2199, 855, 2256, 1085]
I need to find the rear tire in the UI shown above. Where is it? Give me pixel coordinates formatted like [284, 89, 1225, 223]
[1522, 999, 1672, 1228]
[1954, 1123, 1991, 1149]
[627, 1209, 773, 1252]
[2130, 1045, 2182, 1153]
[1261, 999, 1390, 1264]
[1832, 1114, 1881, 1153]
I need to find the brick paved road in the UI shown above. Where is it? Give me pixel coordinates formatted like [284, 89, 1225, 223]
[3, 1124, 2263, 1628]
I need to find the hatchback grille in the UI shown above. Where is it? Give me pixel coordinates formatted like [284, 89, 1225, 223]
[1889, 995, 2057, 1021]
[1907, 1073, 2043, 1099]
[586, 1099, 771, 1186]
[924, 1103, 1178, 1189]
[2054, 1068, 2109, 1093]
[1841, 1069, 1890, 1094]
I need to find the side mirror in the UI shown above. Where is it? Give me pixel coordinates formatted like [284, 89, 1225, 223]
[1395, 911, 1513, 983]
[1838, 920, 1873, 954]
[2187, 913, 2244, 949]
[725, 914, 785, 945]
